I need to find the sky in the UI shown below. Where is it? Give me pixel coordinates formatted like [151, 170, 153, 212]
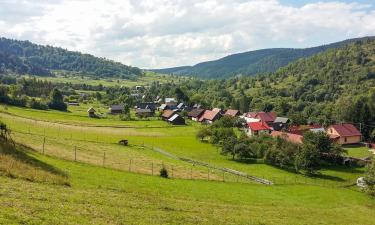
[0, 0, 375, 69]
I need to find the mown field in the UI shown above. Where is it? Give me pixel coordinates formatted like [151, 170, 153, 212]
[0, 147, 374, 225]
[0, 104, 374, 224]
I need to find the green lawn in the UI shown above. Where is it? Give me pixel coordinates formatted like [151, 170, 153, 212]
[0, 151, 374, 225]
[344, 145, 374, 158]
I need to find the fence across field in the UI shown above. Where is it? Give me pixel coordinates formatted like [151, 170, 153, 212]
[10, 130, 259, 183]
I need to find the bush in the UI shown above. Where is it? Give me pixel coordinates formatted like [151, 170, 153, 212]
[160, 165, 169, 178]
[364, 161, 375, 195]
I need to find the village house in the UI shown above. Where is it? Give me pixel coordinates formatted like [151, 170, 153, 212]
[254, 112, 277, 126]
[272, 117, 290, 131]
[188, 108, 205, 121]
[246, 122, 272, 136]
[108, 105, 124, 114]
[161, 110, 176, 120]
[271, 131, 303, 144]
[326, 123, 362, 145]
[224, 109, 240, 117]
[168, 114, 185, 125]
[198, 110, 221, 124]
[87, 107, 96, 118]
[136, 108, 154, 118]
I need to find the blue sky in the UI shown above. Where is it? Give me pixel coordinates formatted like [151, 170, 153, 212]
[0, 0, 374, 68]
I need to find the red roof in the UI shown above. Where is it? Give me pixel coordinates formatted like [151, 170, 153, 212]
[255, 112, 277, 123]
[199, 110, 220, 122]
[247, 122, 271, 131]
[246, 112, 258, 118]
[328, 124, 362, 137]
[225, 109, 240, 117]
[271, 131, 303, 144]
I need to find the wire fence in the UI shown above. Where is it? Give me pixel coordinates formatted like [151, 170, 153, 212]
[1, 114, 361, 187]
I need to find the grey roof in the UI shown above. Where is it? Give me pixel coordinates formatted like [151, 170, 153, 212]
[165, 98, 176, 103]
[136, 108, 152, 113]
[109, 105, 123, 111]
[87, 107, 96, 113]
[177, 103, 185, 109]
[159, 104, 167, 110]
[168, 114, 180, 122]
[274, 117, 290, 123]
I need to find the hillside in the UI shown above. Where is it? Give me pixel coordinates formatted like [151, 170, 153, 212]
[0, 37, 142, 79]
[152, 36, 375, 79]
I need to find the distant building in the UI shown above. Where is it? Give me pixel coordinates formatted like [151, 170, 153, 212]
[271, 131, 303, 144]
[68, 101, 80, 106]
[136, 102, 157, 111]
[224, 109, 240, 117]
[326, 124, 362, 145]
[136, 108, 154, 117]
[272, 117, 290, 131]
[246, 122, 272, 136]
[188, 108, 205, 121]
[108, 105, 124, 114]
[87, 107, 96, 118]
[198, 110, 221, 124]
[168, 114, 185, 125]
[161, 110, 176, 120]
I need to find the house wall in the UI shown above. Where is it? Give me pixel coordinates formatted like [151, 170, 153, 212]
[327, 127, 361, 144]
[337, 136, 361, 145]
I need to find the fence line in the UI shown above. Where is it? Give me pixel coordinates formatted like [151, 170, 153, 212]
[6, 126, 359, 187]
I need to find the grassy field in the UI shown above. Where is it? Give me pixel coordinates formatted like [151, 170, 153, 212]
[344, 145, 374, 158]
[0, 104, 369, 186]
[22, 71, 190, 88]
[0, 148, 374, 225]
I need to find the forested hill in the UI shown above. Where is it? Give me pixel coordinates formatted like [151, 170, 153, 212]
[152, 36, 375, 79]
[0, 37, 142, 78]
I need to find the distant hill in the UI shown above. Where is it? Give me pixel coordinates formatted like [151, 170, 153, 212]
[0, 37, 142, 79]
[152, 36, 375, 79]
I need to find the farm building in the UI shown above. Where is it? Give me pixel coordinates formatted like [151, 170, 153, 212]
[271, 131, 303, 144]
[326, 124, 362, 145]
[108, 105, 124, 114]
[272, 117, 290, 131]
[136, 102, 157, 111]
[161, 110, 176, 120]
[168, 114, 185, 125]
[136, 108, 154, 117]
[224, 109, 240, 117]
[188, 108, 205, 121]
[246, 122, 272, 136]
[198, 110, 221, 124]
[87, 107, 96, 118]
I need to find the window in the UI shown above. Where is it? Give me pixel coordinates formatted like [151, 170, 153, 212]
[344, 137, 347, 143]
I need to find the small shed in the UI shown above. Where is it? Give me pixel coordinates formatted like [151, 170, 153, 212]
[109, 105, 124, 114]
[168, 114, 185, 125]
[136, 108, 154, 117]
[87, 107, 96, 118]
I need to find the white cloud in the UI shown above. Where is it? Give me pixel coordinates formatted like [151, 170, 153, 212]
[0, 0, 375, 68]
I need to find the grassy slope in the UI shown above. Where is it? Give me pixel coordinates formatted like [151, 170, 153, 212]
[0, 151, 374, 225]
[0, 104, 368, 186]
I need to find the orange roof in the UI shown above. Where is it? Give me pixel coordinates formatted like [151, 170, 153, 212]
[225, 109, 240, 117]
[161, 110, 175, 119]
[199, 110, 220, 122]
[271, 131, 303, 144]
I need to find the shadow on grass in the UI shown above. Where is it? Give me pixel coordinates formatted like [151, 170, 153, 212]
[0, 141, 68, 178]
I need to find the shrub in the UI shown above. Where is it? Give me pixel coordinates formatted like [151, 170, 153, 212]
[364, 161, 375, 196]
[160, 165, 169, 178]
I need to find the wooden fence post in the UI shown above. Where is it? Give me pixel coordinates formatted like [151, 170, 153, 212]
[152, 163, 154, 175]
[42, 137, 45, 154]
[171, 166, 174, 178]
[223, 172, 225, 182]
[208, 169, 210, 181]
[102, 152, 106, 167]
[190, 168, 193, 180]
[129, 159, 132, 172]
[74, 146, 77, 161]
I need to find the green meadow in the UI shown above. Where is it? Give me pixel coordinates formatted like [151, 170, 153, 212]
[0, 104, 374, 224]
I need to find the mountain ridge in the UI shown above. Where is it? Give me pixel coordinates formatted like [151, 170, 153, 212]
[151, 36, 375, 79]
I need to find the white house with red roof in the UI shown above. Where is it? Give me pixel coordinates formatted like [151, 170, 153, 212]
[246, 122, 272, 136]
[326, 123, 362, 145]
